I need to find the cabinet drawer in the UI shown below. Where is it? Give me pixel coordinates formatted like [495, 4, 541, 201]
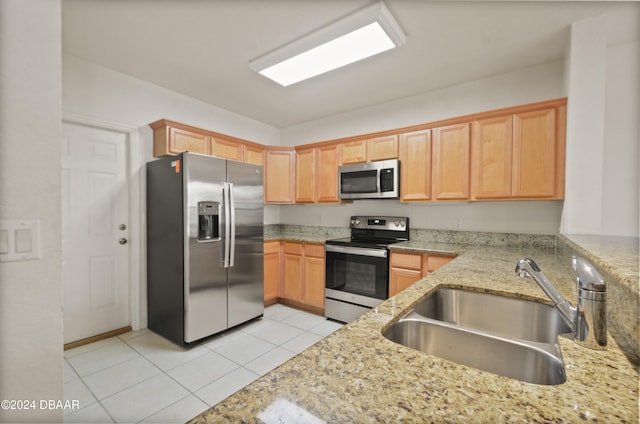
[304, 243, 325, 258]
[264, 241, 280, 254]
[283, 242, 303, 255]
[426, 255, 454, 272]
[390, 253, 422, 270]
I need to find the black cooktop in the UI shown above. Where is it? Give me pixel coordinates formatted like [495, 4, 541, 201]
[325, 216, 409, 248]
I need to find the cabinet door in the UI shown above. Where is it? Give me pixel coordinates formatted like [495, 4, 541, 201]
[368, 135, 398, 161]
[432, 123, 470, 200]
[213, 138, 244, 161]
[282, 253, 302, 301]
[245, 145, 264, 166]
[471, 115, 513, 199]
[265, 148, 295, 204]
[399, 130, 431, 201]
[302, 256, 325, 308]
[264, 241, 280, 305]
[157, 126, 211, 156]
[389, 267, 422, 297]
[390, 252, 422, 270]
[340, 140, 367, 164]
[316, 144, 340, 203]
[512, 108, 557, 198]
[295, 148, 316, 203]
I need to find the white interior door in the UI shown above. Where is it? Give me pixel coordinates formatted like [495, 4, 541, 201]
[62, 122, 130, 344]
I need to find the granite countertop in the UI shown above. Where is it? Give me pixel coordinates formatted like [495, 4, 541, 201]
[190, 241, 639, 423]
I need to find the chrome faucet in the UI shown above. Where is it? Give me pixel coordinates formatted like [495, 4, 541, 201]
[515, 256, 606, 350]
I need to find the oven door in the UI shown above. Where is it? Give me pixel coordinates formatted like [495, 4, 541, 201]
[325, 244, 389, 302]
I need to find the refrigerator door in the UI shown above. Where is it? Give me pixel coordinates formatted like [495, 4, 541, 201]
[183, 153, 228, 342]
[227, 160, 264, 328]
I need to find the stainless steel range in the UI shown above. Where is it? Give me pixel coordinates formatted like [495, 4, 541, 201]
[324, 216, 409, 323]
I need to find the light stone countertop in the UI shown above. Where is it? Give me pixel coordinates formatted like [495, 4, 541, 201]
[190, 241, 639, 423]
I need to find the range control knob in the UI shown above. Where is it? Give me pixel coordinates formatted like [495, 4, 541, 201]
[350, 219, 355, 225]
[400, 221, 406, 227]
[394, 220, 400, 227]
[355, 219, 360, 225]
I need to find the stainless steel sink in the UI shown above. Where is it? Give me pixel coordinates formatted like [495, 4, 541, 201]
[412, 288, 572, 343]
[383, 315, 566, 385]
[383, 288, 571, 385]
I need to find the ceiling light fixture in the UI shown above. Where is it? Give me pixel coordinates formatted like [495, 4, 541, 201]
[249, 2, 407, 87]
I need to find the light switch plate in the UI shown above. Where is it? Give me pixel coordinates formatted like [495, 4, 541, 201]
[15, 228, 33, 253]
[0, 221, 40, 262]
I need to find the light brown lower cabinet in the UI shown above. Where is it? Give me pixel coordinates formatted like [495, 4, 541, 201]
[264, 241, 280, 306]
[389, 251, 455, 297]
[276, 241, 325, 314]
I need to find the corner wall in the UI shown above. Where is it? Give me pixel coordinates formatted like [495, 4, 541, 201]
[0, 1, 64, 422]
[561, 12, 640, 237]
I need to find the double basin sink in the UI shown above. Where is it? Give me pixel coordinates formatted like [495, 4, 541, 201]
[383, 288, 572, 385]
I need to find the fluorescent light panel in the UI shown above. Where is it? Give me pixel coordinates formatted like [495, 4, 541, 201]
[250, 2, 406, 87]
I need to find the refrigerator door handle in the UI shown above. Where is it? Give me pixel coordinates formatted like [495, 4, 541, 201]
[223, 182, 231, 268]
[229, 182, 236, 268]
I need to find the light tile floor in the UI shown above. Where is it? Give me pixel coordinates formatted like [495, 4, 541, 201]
[64, 304, 343, 423]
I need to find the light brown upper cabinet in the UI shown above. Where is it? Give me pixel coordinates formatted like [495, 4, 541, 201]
[149, 119, 266, 167]
[340, 135, 399, 164]
[316, 144, 341, 203]
[151, 121, 212, 156]
[295, 148, 316, 203]
[512, 107, 563, 198]
[367, 135, 399, 161]
[244, 144, 265, 166]
[295, 143, 341, 204]
[471, 103, 566, 200]
[432, 122, 471, 200]
[399, 129, 431, 202]
[471, 115, 513, 199]
[212, 137, 244, 162]
[340, 140, 368, 164]
[265, 147, 295, 204]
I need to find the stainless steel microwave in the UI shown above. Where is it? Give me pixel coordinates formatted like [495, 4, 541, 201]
[338, 159, 400, 200]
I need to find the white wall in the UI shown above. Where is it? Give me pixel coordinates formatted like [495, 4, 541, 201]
[281, 61, 565, 146]
[601, 40, 639, 237]
[561, 15, 640, 237]
[63, 55, 283, 226]
[280, 201, 563, 235]
[561, 16, 607, 235]
[280, 61, 567, 234]
[0, 1, 64, 423]
[63, 54, 280, 146]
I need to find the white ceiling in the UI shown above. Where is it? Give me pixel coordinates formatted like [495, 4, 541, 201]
[61, 1, 639, 128]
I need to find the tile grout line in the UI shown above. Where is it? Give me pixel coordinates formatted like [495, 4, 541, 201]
[64, 306, 342, 423]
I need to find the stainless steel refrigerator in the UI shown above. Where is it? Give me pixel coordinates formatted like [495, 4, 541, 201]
[146, 152, 264, 346]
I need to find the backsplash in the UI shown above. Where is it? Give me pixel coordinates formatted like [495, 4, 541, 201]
[409, 229, 556, 249]
[266, 224, 556, 249]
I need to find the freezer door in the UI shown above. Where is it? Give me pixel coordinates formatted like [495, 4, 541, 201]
[227, 160, 264, 328]
[183, 153, 228, 342]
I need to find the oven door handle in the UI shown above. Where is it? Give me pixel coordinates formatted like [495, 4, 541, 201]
[325, 244, 388, 258]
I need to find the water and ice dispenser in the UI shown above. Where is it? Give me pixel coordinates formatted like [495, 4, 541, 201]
[197, 201, 220, 241]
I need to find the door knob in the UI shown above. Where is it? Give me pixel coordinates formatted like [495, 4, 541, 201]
[119, 238, 128, 245]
